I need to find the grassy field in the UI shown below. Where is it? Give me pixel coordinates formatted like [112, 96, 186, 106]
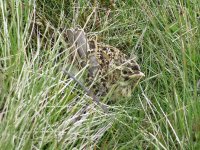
[0, 0, 200, 149]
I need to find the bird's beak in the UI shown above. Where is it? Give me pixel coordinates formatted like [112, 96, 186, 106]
[130, 71, 145, 79]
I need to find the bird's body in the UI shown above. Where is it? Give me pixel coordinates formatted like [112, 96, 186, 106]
[67, 27, 144, 97]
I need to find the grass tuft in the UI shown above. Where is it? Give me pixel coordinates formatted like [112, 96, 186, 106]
[0, 0, 200, 149]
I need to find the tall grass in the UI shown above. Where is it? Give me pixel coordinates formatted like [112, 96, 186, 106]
[0, 0, 200, 149]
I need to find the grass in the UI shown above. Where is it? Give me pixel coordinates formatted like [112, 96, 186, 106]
[0, 0, 200, 149]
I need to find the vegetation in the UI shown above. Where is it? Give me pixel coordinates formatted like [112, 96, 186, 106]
[0, 0, 200, 149]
